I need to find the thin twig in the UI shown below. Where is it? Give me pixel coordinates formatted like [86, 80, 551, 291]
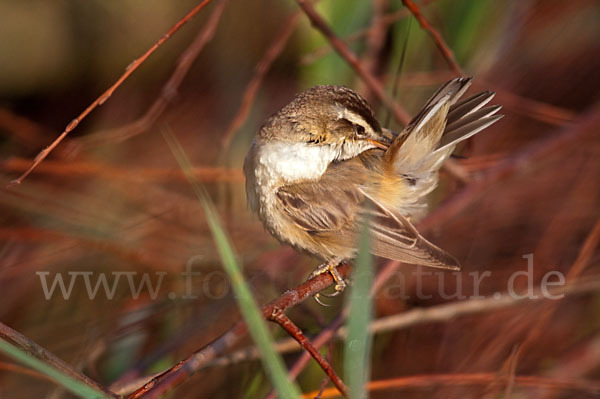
[7, 0, 216, 187]
[126, 264, 352, 398]
[401, 0, 462, 74]
[267, 260, 404, 395]
[268, 307, 348, 397]
[295, 0, 411, 125]
[220, 11, 302, 149]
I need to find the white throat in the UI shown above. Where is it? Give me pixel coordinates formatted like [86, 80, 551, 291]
[256, 141, 338, 185]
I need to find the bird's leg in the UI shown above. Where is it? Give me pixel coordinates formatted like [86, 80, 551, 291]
[308, 259, 347, 304]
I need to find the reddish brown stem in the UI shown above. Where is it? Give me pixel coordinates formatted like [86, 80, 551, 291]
[126, 263, 352, 398]
[401, 0, 463, 74]
[268, 307, 349, 397]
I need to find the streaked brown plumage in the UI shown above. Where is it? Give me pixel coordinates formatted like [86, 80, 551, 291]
[244, 77, 502, 290]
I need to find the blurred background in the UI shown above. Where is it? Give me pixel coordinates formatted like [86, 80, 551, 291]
[1, 0, 599, 397]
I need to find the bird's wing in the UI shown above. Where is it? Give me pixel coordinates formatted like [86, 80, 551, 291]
[276, 156, 365, 234]
[275, 154, 460, 270]
[360, 188, 460, 270]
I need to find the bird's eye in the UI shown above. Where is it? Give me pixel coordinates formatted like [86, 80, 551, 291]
[354, 124, 366, 137]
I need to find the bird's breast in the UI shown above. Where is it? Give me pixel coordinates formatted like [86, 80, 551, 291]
[244, 140, 336, 245]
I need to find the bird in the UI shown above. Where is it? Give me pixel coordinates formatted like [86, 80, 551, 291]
[243, 77, 502, 298]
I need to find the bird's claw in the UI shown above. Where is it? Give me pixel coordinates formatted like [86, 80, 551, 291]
[309, 261, 347, 305]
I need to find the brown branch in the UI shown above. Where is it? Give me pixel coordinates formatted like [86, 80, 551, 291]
[270, 260, 404, 394]
[295, 0, 412, 125]
[303, 373, 600, 398]
[220, 11, 302, 149]
[0, 322, 117, 397]
[78, 0, 228, 150]
[401, 0, 463, 74]
[7, 0, 216, 187]
[267, 307, 348, 397]
[126, 263, 352, 398]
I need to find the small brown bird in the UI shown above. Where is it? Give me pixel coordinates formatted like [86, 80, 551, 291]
[244, 77, 502, 295]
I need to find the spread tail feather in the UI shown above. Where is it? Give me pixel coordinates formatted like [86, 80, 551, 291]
[386, 77, 502, 176]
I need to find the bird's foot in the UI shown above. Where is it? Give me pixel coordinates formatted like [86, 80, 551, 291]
[308, 260, 347, 305]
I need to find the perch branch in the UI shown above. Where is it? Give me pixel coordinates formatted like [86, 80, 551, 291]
[126, 263, 352, 398]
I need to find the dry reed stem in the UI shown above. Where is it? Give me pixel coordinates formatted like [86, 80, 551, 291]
[7, 0, 216, 187]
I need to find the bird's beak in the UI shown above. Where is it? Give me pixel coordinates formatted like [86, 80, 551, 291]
[366, 138, 389, 150]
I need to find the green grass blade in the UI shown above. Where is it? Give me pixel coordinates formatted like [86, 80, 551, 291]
[163, 130, 301, 399]
[344, 222, 374, 399]
[0, 337, 111, 399]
